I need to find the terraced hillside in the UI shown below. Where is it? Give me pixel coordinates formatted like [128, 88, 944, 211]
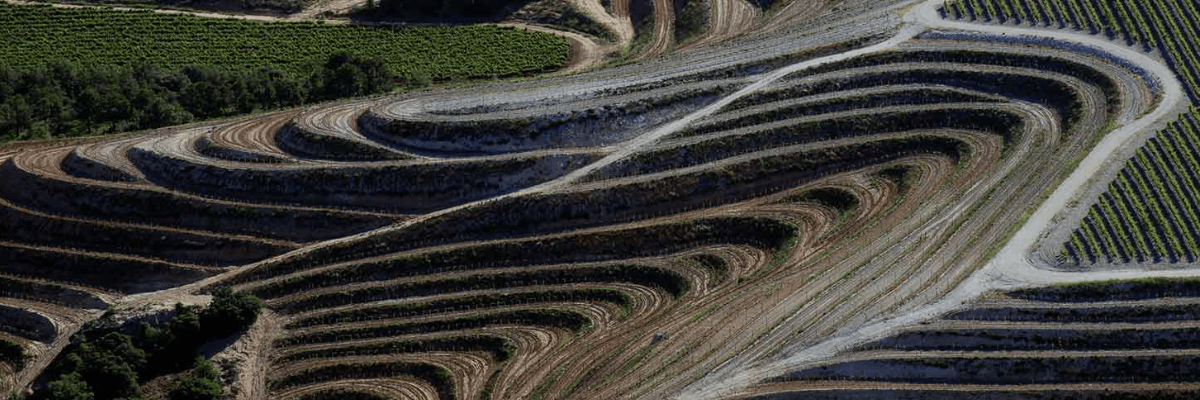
[0, 0, 1193, 399]
[734, 278, 1200, 400]
[939, 0, 1200, 269]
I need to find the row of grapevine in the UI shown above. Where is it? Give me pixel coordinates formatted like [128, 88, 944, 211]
[1066, 110, 1200, 264]
[767, 279, 1200, 396]
[944, 0, 1200, 102]
[0, 2, 569, 80]
[941, 0, 1200, 265]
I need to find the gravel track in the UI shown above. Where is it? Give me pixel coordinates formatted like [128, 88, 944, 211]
[676, 1, 1188, 397]
[5, 0, 1188, 397]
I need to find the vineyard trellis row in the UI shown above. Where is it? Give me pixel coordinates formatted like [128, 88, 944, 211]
[0, 3, 569, 81]
[941, 0, 1200, 265]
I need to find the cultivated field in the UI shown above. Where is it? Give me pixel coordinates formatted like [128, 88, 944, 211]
[739, 279, 1200, 399]
[0, 3, 569, 80]
[2, 0, 1200, 399]
[937, 0, 1200, 269]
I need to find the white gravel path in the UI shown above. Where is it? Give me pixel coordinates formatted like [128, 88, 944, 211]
[674, 0, 1192, 398]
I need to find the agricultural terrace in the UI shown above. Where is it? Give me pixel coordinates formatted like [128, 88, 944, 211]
[940, 0, 1200, 266]
[0, 2, 569, 80]
[0, 0, 1191, 399]
[736, 277, 1200, 400]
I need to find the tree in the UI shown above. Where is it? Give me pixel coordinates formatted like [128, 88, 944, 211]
[169, 358, 222, 400]
[68, 333, 145, 400]
[201, 288, 262, 336]
[46, 373, 93, 400]
[74, 88, 102, 133]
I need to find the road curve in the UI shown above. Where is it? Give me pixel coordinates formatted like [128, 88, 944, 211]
[674, 0, 1189, 398]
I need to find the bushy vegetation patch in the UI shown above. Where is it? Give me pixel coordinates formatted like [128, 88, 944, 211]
[169, 358, 224, 400]
[674, 0, 709, 43]
[28, 288, 261, 400]
[0, 54, 393, 142]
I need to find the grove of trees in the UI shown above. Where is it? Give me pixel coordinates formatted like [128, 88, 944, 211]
[0, 53, 392, 142]
[22, 289, 261, 400]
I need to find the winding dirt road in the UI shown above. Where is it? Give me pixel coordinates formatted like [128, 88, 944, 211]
[6, 0, 1191, 398]
[675, 0, 1191, 398]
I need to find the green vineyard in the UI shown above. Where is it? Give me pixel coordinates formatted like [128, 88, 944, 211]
[0, 2, 570, 80]
[944, 0, 1200, 101]
[942, 0, 1200, 264]
[1066, 110, 1200, 263]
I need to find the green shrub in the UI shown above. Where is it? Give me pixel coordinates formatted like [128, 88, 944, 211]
[169, 358, 223, 400]
[202, 288, 263, 336]
[45, 373, 93, 400]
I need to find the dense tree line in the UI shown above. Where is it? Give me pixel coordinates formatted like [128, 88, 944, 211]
[0, 52, 393, 143]
[21, 288, 262, 400]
